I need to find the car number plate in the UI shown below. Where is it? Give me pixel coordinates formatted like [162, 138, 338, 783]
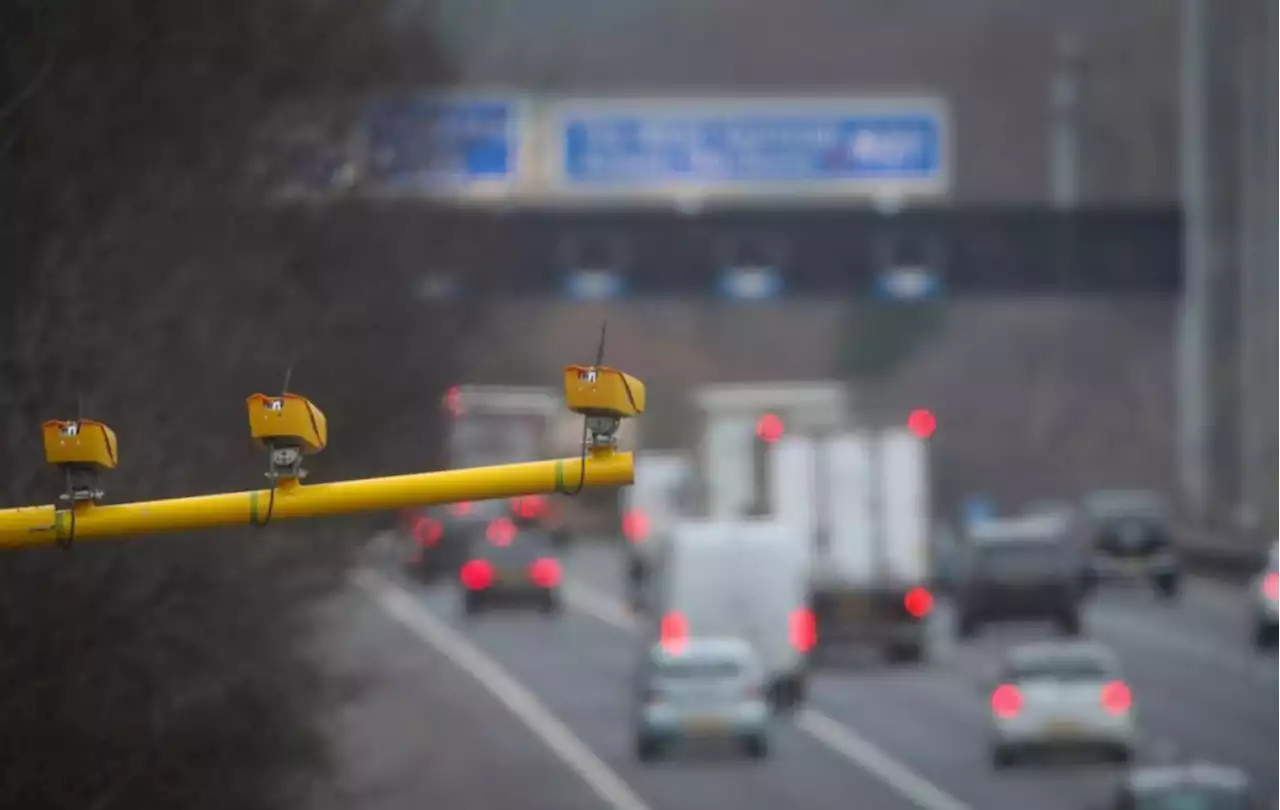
[684, 716, 727, 735]
[838, 600, 867, 619]
[1046, 719, 1082, 738]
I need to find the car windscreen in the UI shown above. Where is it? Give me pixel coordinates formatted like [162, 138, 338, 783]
[1092, 515, 1171, 550]
[1085, 492, 1169, 521]
[1135, 787, 1248, 810]
[972, 542, 1067, 578]
[1004, 655, 1112, 683]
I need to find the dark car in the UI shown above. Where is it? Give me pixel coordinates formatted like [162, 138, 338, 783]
[1250, 542, 1278, 649]
[1081, 490, 1182, 599]
[403, 499, 508, 582]
[954, 515, 1084, 639]
[1101, 762, 1257, 810]
[457, 518, 563, 616]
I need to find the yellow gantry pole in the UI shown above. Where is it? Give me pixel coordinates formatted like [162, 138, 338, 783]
[0, 450, 634, 550]
[7, 362, 647, 551]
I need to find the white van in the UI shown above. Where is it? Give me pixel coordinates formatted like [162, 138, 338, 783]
[650, 519, 813, 711]
[620, 452, 694, 611]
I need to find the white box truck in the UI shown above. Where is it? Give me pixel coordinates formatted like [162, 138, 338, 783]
[440, 384, 642, 547]
[805, 429, 934, 665]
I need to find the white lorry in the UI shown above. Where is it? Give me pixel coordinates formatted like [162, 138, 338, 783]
[798, 429, 934, 665]
[441, 385, 568, 543]
[443, 384, 642, 544]
[650, 518, 812, 712]
[446, 385, 559, 468]
[692, 383, 849, 520]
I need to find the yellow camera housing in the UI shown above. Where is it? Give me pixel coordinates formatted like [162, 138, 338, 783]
[246, 393, 328, 454]
[563, 365, 646, 419]
[42, 419, 119, 470]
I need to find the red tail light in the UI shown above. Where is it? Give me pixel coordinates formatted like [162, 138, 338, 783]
[1100, 680, 1132, 715]
[789, 607, 817, 652]
[414, 517, 443, 547]
[660, 611, 688, 654]
[487, 517, 517, 546]
[512, 495, 546, 520]
[904, 587, 934, 618]
[444, 386, 462, 417]
[529, 557, 561, 588]
[449, 501, 473, 517]
[1264, 572, 1279, 602]
[622, 508, 650, 545]
[991, 684, 1022, 718]
[459, 559, 494, 591]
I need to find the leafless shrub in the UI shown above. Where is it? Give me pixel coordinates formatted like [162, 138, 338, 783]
[0, 2, 459, 808]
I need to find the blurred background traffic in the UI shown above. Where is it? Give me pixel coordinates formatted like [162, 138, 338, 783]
[2, 0, 1276, 809]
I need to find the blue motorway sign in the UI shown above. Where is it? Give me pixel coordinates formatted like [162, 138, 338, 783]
[559, 103, 946, 191]
[363, 98, 518, 189]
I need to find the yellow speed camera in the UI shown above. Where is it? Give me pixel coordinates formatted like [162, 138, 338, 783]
[563, 365, 646, 420]
[246, 393, 328, 454]
[42, 419, 119, 470]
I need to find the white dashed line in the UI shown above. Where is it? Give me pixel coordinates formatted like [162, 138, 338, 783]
[562, 579, 974, 810]
[354, 570, 652, 810]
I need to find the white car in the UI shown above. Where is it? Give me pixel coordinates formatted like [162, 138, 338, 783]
[988, 641, 1135, 768]
[633, 636, 771, 762]
[1251, 542, 1278, 649]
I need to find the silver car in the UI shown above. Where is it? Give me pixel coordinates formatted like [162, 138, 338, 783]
[1102, 762, 1257, 810]
[988, 641, 1136, 768]
[633, 637, 770, 762]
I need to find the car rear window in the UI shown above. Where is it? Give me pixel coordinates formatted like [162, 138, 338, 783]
[473, 530, 554, 564]
[659, 659, 742, 680]
[467, 499, 510, 519]
[973, 542, 1066, 577]
[1135, 788, 1248, 810]
[1005, 655, 1112, 682]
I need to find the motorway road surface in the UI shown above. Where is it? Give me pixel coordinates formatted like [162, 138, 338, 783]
[316, 540, 1277, 810]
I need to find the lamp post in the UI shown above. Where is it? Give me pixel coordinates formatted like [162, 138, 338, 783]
[1176, 0, 1211, 521]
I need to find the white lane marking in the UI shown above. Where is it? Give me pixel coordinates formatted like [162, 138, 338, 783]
[563, 582, 635, 630]
[1088, 604, 1278, 684]
[562, 580, 974, 810]
[795, 711, 972, 810]
[353, 570, 652, 810]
